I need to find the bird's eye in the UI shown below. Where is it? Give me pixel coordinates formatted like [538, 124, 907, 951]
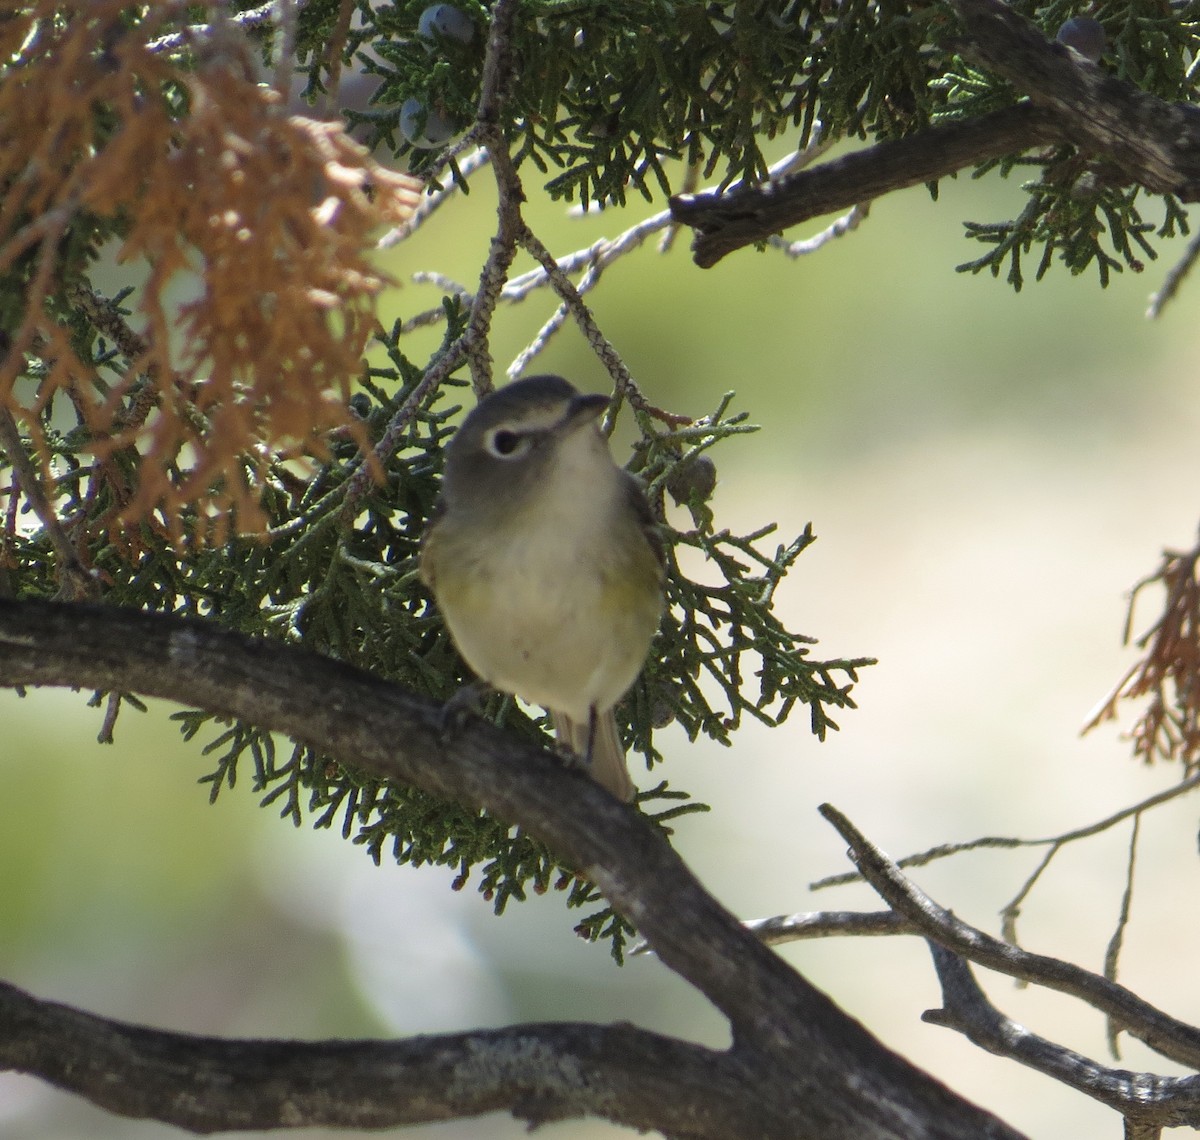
[486, 428, 527, 459]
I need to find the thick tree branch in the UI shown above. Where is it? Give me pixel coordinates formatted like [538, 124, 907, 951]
[671, 104, 1059, 268]
[673, 0, 1200, 266]
[0, 980, 745, 1135]
[952, 0, 1200, 195]
[819, 803, 1200, 1072]
[0, 598, 1025, 1139]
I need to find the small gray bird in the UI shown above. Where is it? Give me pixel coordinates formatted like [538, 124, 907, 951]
[420, 375, 664, 801]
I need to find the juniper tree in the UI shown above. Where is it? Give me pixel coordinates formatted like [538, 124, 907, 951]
[3, 2, 1200, 1138]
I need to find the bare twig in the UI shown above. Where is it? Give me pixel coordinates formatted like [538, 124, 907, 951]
[1103, 814, 1141, 1059]
[769, 203, 871, 258]
[0, 408, 93, 600]
[630, 909, 916, 957]
[1147, 231, 1200, 317]
[819, 802, 1200, 1071]
[378, 147, 492, 249]
[811, 772, 1200, 890]
[1000, 841, 1058, 948]
[925, 945, 1200, 1133]
[97, 691, 123, 744]
[146, 2, 288, 54]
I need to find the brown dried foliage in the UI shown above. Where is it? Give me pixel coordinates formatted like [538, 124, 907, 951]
[0, 3, 422, 546]
[1084, 538, 1200, 774]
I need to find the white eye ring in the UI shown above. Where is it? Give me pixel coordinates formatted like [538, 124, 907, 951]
[485, 427, 531, 459]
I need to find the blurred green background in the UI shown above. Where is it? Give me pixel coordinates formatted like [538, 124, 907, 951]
[4, 160, 1200, 1140]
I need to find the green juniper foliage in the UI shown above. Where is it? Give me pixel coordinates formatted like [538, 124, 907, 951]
[306, 0, 1200, 283]
[6, 0, 1200, 954]
[165, 330, 872, 961]
[6, 292, 870, 956]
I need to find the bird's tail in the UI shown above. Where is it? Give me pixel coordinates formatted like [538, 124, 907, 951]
[551, 708, 636, 802]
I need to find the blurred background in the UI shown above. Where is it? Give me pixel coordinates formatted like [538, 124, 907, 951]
[4, 156, 1200, 1140]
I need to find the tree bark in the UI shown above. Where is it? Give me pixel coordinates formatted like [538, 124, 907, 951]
[0, 598, 1025, 1138]
[672, 0, 1200, 266]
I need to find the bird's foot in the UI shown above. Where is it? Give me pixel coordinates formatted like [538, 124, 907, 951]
[436, 679, 491, 737]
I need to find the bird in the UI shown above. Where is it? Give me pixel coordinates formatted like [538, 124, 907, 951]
[419, 374, 664, 801]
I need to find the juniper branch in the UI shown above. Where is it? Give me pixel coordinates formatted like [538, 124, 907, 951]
[925, 946, 1200, 1132]
[673, 0, 1200, 267]
[672, 105, 1059, 267]
[0, 409, 92, 600]
[819, 802, 1200, 1071]
[0, 598, 1024, 1140]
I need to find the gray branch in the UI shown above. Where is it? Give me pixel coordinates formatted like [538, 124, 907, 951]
[0, 598, 1024, 1139]
[672, 0, 1200, 266]
[818, 803, 1200, 1074]
[0, 981, 742, 1135]
[925, 946, 1200, 1132]
[671, 104, 1059, 267]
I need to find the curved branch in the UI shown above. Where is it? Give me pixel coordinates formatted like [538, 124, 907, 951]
[925, 946, 1200, 1132]
[952, 0, 1200, 195]
[673, 0, 1200, 266]
[819, 803, 1200, 1071]
[0, 979, 743, 1135]
[671, 104, 1058, 267]
[0, 598, 1025, 1139]
[810, 773, 1200, 891]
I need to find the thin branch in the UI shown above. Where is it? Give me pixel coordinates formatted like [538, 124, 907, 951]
[1147, 230, 1200, 317]
[0, 407, 93, 600]
[508, 281, 577, 377]
[769, 203, 871, 258]
[316, 0, 355, 118]
[456, 0, 524, 395]
[818, 802, 1200, 1071]
[1000, 841, 1058, 947]
[745, 909, 918, 943]
[925, 946, 1200, 1133]
[62, 281, 146, 361]
[637, 909, 918, 958]
[146, 2, 288, 54]
[400, 142, 850, 357]
[516, 222, 638, 398]
[378, 147, 492, 249]
[97, 690, 123, 744]
[811, 772, 1200, 889]
[631, 909, 916, 957]
[341, 0, 524, 511]
[271, 0, 300, 97]
[1103, 814, 1142, 1059]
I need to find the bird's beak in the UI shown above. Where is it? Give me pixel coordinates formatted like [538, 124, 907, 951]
[557, 392, 610, 435]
